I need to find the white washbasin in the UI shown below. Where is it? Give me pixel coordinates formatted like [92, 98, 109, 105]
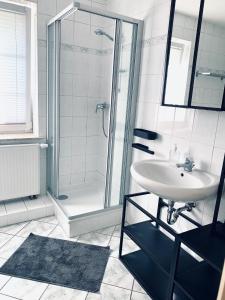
[131, 160, 219, 203]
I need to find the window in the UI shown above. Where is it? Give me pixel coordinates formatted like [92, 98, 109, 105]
[0, 0, 37, 134]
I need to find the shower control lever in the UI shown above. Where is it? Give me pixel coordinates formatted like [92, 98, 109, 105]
[95, 102, 109, 138]
[95, 102, 107, 113]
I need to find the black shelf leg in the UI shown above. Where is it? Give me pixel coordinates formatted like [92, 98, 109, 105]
[167, 238, 181, 300]
[156, 197, 163, 229]
[119, 195, 127, 258]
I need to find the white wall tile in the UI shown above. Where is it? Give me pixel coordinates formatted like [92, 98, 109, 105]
[73, 75, 89, 97]
[73, 98, 88, 116]
[210, 147, 225, 176]
[61, 49, 74, 74]
[75, 10, 91, 25]
[38, 0, 57, 16]
[71, 172, 85, 185]
[38, 71, 47, 95]
[191, 110, 219, 146]
[59, 157, 72, 175]
[156, 106, 175, 135]
[60, 96, 73, 116]
[60, 117, 73, 137]
[173, 108, 195, 140]
[71, 137, 86, 155]
[74, 23, 91, 48]
[72, 117, 87, 136]
[215, 112, 225, 148]
[72, 155, 85, 173]
[56, 0, 73, 14]
[60, 74, 73, 96]
[38, 45, 47, 72]
[87, 117, 100, 136]
[38, 14, 50, 40]
[189, 142, 213, 171]
[61, 20, 74, 45]
[60, 137, 72, 157]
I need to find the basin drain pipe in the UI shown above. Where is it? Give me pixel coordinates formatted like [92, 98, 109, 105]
[167, 200, 196, 225]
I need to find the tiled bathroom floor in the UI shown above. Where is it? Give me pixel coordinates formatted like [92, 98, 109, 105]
[0, 217, 151, 300]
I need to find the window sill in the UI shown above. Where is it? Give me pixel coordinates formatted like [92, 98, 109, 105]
[0, 133, 43, 141]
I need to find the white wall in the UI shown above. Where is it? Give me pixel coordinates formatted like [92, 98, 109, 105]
[107, 0, 225, 231]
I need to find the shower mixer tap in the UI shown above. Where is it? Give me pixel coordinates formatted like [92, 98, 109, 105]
[95, 102, 108, 113]
[95, 102, 109, 138]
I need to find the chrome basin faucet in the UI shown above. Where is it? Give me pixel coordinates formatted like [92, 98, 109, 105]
[176, 157, 195, 172]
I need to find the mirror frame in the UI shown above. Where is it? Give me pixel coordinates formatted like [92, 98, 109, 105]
[161, 0, 225, 111]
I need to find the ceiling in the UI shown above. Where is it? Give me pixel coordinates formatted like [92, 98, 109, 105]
[176, 0, 225, 26]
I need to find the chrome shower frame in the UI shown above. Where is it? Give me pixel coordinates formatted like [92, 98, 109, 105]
[47, 1, 143, 214]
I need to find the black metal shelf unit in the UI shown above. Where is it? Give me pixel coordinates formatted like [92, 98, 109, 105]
[119, 192, 224, 300]
[179, 222, 225, 273]
[120, 250, 190, 300]
[124, 221, 198, 276]
[174, 261, 220, 300]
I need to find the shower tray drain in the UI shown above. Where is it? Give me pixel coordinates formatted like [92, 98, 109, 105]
[58, 195, 68, 200]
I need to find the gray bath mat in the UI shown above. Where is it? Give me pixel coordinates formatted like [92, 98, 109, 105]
[0, 233, 110, 292]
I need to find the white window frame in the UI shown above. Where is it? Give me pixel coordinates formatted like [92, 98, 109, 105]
[0, 0, 38, 136]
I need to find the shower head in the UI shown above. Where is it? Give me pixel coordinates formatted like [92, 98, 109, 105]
[94, 29, 114, 42]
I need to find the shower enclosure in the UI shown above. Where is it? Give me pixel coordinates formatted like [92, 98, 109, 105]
[47, 1, 143, 221]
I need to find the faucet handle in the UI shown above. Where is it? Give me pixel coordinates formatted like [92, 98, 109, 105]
[185, 157, 193, 163]
[185, 156, 195, 170]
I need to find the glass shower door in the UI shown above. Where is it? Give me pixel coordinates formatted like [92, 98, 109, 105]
[47, 22, 59, 198]
[107, 21, 137, 207]
[57, 11, 116, 217]
[47, 2, 143, 220]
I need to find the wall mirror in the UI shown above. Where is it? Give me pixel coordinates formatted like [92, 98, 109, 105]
[162, 0, 225, 111]
[192, 0, 225, 109]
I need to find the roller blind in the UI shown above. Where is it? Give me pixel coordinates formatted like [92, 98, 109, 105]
[0, 6, 29, 126]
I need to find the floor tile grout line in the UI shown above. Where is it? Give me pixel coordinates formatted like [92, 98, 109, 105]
[0, 292, 21, 300]
[13, 221, 32, 237]
[101, 282, 133, 293]
[0, 234, 20, 253]
[0, 275, 12, 292]
[37, 220, 58, 226]
[107, 235, 112, 247]
[0, 232, 15, 239]
[130, 279, 135, 300]
[13, 220, 57, 239]
[38, 283, 49, 300]
[47, 224, 59, 237]
[106, 228, 114, 247]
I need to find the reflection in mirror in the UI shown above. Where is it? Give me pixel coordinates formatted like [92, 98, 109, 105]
[192, 0, 225, 108]
[164, 0, 200, 106]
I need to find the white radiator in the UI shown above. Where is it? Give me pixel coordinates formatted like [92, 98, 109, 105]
[0, 144, 40, 201]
